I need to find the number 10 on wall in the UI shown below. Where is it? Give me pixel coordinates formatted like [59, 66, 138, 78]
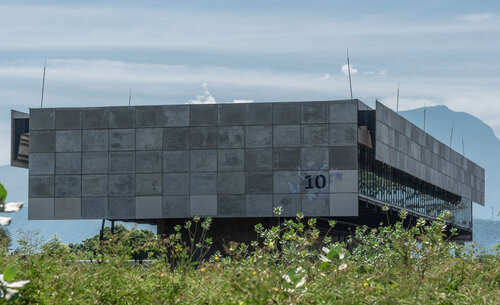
[304, 174, 326, 189]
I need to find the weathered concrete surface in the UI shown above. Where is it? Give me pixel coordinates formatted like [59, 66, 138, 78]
[29, 101, 361, 220]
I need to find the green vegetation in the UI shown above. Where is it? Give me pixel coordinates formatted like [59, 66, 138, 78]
[0, 209, 496, 304]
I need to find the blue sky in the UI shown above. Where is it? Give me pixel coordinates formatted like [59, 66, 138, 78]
[1, 0, 500, 164]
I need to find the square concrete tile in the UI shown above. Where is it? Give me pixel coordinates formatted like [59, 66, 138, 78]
[302, 171, 329, 193]
[273, 194, 301, 217]
[83, 108, 109, 129]
[109, 129, 135, 151]
[136, 128, 162, 150]
[136, 151, 162, 173]
[330, 193, 358, 216]
[330, 100, 357, 123]
[55, 152, 81, 174]
[246, 103, 273, 125]
[108, 107, 135, 128]
[55, 175, 81, 197]
[274, 103, 301, 124]
[218, 149, 244, 171]
[218, 126, 245, 148]
[246, 194, 273, 217]
[163, 195, 189, 218]
[189, 127, 217, 149]
[136, 196, 162, 218]
[56, 109, 82, 129]
[330, 170, 358, 193]
[28, 198, 54, 220]
[163, 127, 188, 150]
[273, 125, 301, 147]
[82, 129, 108, 151]
[190, 150, 217, 172]
[246, 125, 272, 147]
[190, 105, 217, 126]
[301, 147, 329, 170]
[29, 130, 55, 153]
[190, 195, 217, 216]
[108, 196, 136, 219]
[273, 148, 301, 170]
[29, 175, 54, 197]
[246, 148, 272, 171]
[29, 153, 55, 175]
[190, 172, 217, 195]
[136, 173, 162, 196]
[273, 171, 302, 194]
[109, 174, 135, 196]
[82, 175, 109, 196]
[330, 124, 357, 146]
[163, 150, 189, 172]
[219, 104, 245, 125]
[163, 105, 189, 127]
[82, 197, 108, 219]
[218, 172, 245, 194]
[30, 109, 55, 130]
[56, 130, 82, 152]
[218, 195, 245, 217]
[136, 106, 163, 127]
[55, 197, 81, 219]
[302, 102, 327, 123]
[302, 124, 329, 146]
[245, 172, 273, 194]
[109, 151, 135, 173]
[82, 152, 109, 174]
[163, 173, 189, 195]
[302, 194, 329, 216]
[330, 146, 357, 170]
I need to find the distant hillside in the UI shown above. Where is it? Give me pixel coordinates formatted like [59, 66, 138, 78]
[473, 219, 500, 251]
[401, 106, 499, 220]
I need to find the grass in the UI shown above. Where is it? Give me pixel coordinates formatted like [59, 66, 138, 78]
[0, 210, 498, 304]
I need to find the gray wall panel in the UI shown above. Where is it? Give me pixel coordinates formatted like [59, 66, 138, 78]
[375, 102, 485, 205]
[29, 100, 360, 219]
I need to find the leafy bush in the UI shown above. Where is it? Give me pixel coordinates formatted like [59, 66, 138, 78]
[0, 207, 497, 304]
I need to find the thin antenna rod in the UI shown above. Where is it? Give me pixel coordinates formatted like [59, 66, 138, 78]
[462, 136, 465, 156]
[423, 102, 426, 131]
[347, 48, 353, 99]
[40, 59, 47, 108]
[396, 82, 400, 113]
[450, 121, 454, 147]
[128, 89, 132, 106]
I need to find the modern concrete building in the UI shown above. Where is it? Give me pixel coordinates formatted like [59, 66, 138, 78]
[11, 100, 485, 241]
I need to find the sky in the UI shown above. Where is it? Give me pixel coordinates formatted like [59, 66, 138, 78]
[1, 0, 500, 165]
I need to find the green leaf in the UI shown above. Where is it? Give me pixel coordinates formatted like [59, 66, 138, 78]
[4, 266, 16, 282]
[320, 261, 330, 270]
[0, 184, 6, 204]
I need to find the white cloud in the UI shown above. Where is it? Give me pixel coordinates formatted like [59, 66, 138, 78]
[232, 99, 254, 103]
[319, 73, 331, 80]
[341, 64, 357, 76]
[363, 69, 387, 76]
[187, 83, 216, 104]
[457, 13, 492, 23]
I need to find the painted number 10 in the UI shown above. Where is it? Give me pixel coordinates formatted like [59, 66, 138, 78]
[305, 174, 326, 189]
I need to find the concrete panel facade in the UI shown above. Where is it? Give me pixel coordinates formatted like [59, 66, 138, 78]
[28, 100, 359, 219]
[374, 102, 485, 205]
